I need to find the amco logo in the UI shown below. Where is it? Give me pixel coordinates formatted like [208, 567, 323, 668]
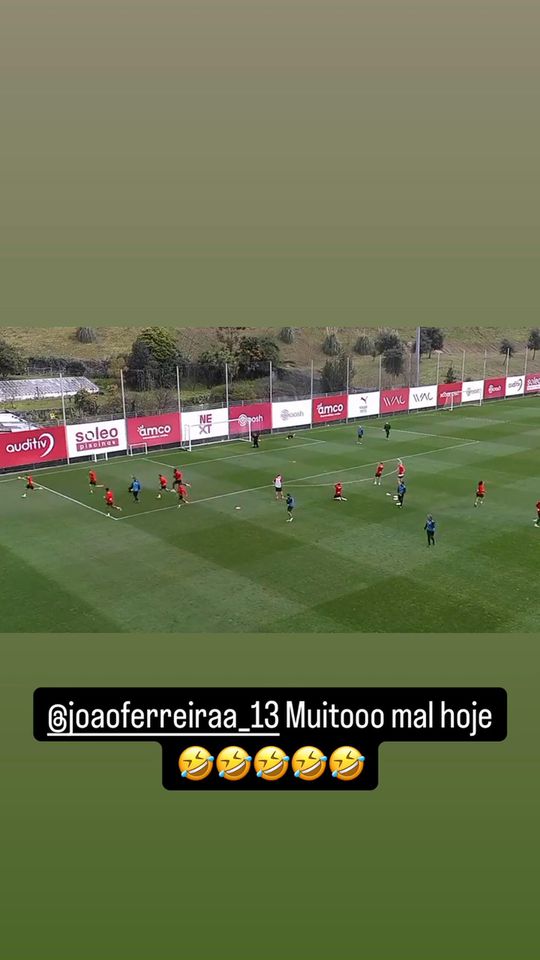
[6, 432, 55, 458]
[316, 401, 345, 417]
[280, 408, 304, 421]
[137, 423, 172, 438]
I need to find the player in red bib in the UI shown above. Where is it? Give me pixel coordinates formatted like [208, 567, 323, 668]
[374, 462, 384, 486]
[21, 474, 35, 498]
[173, 468, 190, 490]
[474, 481, 486, 507]
[104, 488, 122, 515]
[157, 474, 169, 499]
[177, 484, 190, 507]
[88, 469, 103, 493]
[397, 460, 406, 481]
[534, 500, 540, 527]
[333, 482, 347, 501]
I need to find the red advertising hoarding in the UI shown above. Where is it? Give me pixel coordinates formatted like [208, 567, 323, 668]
[437, 382, 462, 407]
[483, 377, 506, 400]
[525, 372, 540, 394]
[0, 426, 67, 469]
[380, 387, 410, 414]
[312, 394, 348, 424]
[127, 413, 181, 448]
[229, 402, 272, 436]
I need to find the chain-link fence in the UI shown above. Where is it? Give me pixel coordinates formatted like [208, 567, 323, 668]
[2, 345, 539, 429]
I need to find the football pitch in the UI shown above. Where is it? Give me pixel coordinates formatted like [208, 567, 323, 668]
[1, 398, 539, 633]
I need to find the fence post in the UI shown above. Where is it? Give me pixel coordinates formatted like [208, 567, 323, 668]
[483, 350, 487, 381]
[524, 347, 529, 378]
[461, 349, 466, 382]
[346, 356, 350, 421]
[378, 355, 382, 392]
[310, 360, 314, 428]
[60, 372, 70, 464]
[225, 363, 230, 437]
[505, 349, 510, 378]
[176, 365, 182, 444]
[415, 326, 421, 385]
[436, 351, 441, 385]
[120, 369, 128, 454]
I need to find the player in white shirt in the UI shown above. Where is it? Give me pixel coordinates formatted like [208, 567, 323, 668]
[274, 474, 284, 500]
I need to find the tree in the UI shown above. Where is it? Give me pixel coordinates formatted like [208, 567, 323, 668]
[125, 327, 185, 390]
[72, 389, 98, 416]
[411, 327, 445, 358]
[499, 338, 515, 359]
[215, 328, 246, 353]
[527, 328, 540, 358]
[322, 331, 342, 356]
[75, 327, 97, 343]
[236, 336, 280, 378]
[444, 365, 458, 383]
[382, 346, 405, 377]
[354, 335, 375, 356]
[0, 339, 25, 377]
[374, 329, 402, 355]
[197, 347, 239, 387]
[320, 355, 353, 393]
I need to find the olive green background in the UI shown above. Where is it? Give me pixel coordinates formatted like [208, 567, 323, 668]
[1, 633, 536, 959]
[2, 0, 540, 955]
[1, 0, 538, 325]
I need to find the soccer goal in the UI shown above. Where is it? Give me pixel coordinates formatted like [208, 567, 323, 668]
[182, 418, 253, 452]
[129, 443, 148, 456]
[92, 451, 109, 461]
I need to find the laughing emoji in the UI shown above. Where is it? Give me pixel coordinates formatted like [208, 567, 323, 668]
[329, 746, 365, 781]
[179, 746, 214, 781]
[292, 746, 327, 781]
[254, 746, 289, 781]
[216, 746, 252, 781]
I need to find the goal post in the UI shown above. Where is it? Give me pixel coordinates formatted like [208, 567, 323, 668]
[182, 418, 253, 452]
[92, 451, 109, 461]
[129, 443, 148, 456]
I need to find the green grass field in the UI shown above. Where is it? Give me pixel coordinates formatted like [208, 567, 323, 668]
[1, 397, 539, 632]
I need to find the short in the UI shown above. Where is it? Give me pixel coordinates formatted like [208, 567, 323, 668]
[89, 480, 96, 487]
[26, 483, 34, 490]
[275, 486, 282, 493]
[476, 492, 484, 499]
[287, 505, 294, 512]
[160, 484, 167, 490]
[537, 510, 540, 519]
[375, 473, 382, 479]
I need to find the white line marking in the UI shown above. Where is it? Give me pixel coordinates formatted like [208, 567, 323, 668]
[368, 426, 475, 442]
[39, 484, 121, 520]
[114, 439, 479, 520]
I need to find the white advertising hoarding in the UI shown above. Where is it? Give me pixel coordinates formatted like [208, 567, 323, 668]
[347, 391, 380, 419]
[271, 399, 312, 429]
[461, 380, 484, 404]
[409, 385, 437, 410]
[181, 407, 229, 442]
[505, 375, 524, 397]
[66, 419, 127, 458]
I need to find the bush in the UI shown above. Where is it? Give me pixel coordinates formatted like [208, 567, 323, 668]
[209, 380, 258, 403]
[197, 348, 238, 387]
[444, 365, 458, 383]
[75, 327, 98, 343]
[382, 346, 405, 377]
[322, 332, 342, 356]
[236, 336, 280, 378]
[0, 339, 26, 377]
[354, 335, 374, 356]
[320, 355, 352, 392]
[374, 329, 402, 355]
[279, 327, 295, 344]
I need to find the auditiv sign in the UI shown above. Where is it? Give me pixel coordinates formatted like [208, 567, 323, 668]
[0, 426, 67, 468]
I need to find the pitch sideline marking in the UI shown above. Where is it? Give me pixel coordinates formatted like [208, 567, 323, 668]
[38, 484, 121, 520]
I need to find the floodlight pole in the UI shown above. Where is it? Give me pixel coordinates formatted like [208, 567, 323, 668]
[524, 347, 528, 378]
[310, 360, 314, 428]
[225, 362, 230, 439]
[60, 371, 70, 464]
[415, 326, 421, 386]
[505, 349, 510, 378]
[482, 350, 487, 381]
[269, 360, 273, 405]
[346, 356, 350, 422]
[461, 349, 466, 382]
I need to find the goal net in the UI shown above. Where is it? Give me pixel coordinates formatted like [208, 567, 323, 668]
[92, 451, 109, 461]
[182, 418, 253, 452]
[129, 443, 148, 456]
